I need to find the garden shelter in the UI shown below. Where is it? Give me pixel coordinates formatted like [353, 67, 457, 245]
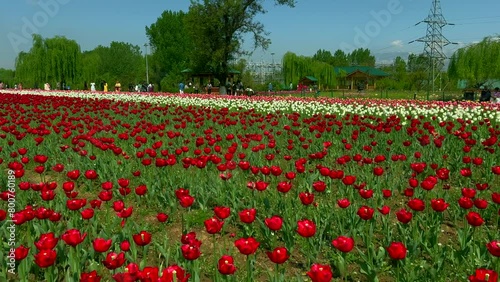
[334, 66, 389, 90]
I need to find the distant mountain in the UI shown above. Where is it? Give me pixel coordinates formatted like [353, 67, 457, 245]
[374, 51, 412, 66]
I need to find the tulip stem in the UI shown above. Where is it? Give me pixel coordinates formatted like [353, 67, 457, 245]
[246, 255, 254, 282]
[213, 234, 219, 282]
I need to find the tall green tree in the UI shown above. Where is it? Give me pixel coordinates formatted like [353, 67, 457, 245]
[185, 0, 296, 88]
[312, 49, 334, 65]
[0, 68, 15, 86]
[377, 56, 408, 90]
[332, 49, 349, 67]
[146, 11, 192, 91]
[15, 34, 81, 88]
[448, 36, 500, 87]
[348, 48, 375, 66]
[80, 51, 101, 87]
[282, 52, 336, 89]
[407, 53, 428, 91]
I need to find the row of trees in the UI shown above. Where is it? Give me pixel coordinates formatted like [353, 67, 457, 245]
[14, 35, 145, 91]
[312, 48, 376, 67]
[2, 0, 498, 93]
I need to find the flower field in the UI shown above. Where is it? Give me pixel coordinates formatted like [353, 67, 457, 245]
[0, 90, 499, 282]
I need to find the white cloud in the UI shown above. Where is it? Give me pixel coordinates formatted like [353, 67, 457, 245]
[391, 40, 404, 48]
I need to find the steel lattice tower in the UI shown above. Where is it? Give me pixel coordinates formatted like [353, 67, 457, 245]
[410, 0, 455, 97]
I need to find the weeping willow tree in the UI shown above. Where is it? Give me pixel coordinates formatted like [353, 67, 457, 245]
[448, 36, 500, 86]
[282, 52, 336, 89]
[15, 34, 81, 88]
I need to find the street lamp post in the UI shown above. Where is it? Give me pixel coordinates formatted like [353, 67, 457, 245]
[144, 43, 149, 84]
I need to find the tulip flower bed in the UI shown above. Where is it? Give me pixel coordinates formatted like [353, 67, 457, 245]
[0, 90, 499, 282]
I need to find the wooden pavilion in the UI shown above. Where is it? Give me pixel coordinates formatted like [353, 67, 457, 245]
[334, 66, 389, 90]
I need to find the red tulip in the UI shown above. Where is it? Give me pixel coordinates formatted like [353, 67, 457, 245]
[486, 241, 500, 257]
[332, 236, 354, 253]
[204, 217, 224, 234]
[337, 198, 350, 208]
[81, 208, 94, 220]
[40, 189, 55, 201]
[382, 189, 392, 198]
[299, 192, 314, 205]
[93, 238, 112, 252]
[34, 249, 57, 268]
[66, 169, 80, 180]
[181, 243, 201, 260]
[214, 206, 231, 219]
[430, 198, 449, 212]
[139, 266, 159, 281]
[386, 242, 407, 260]
[102, 252, 126, 270]
[474, 198, 488, 209]
[468, 268, 498, 282]
[159, 265, 190, 282]
[90, 200, 102, 209]
[359, 189, 374, 199]
[312, 181, 326, 192]
[120, 240, 130, 252]
[297, 219, 316, 237]
[373, 166, 384, 176]
[493, 193, 500, 204]
[12, 245, 29, 261]
[117, 207, 133, 218]
[178, 195, 194, 208]
[135, 185, 148, 196]
[234, 237, 260, 255]
[239, 208, 256, 224]
[342, 175, 356, 185]
[396, 209, 413, 224]
[458, 197, 474, 209]
[357, 206, 374, 220]
[84, 169, 98, 180]
[61, 229, 87, 247]
[157, 212, 169, 222]
[218, 255, 237, 275]
[175, 188, 190, 199]
[265, 215, 283, 231]
[307, 263, 333, 282]
[133, 231, 152, 246]
[492, 166, 500, 175]
[266, 247, 290, 264]
[462, 188, 477, 198]
[81, 270, 102, 281]
[62, 181, 75, 192]
[101, 181, 113, 190]
[34, 155, 48, 164]
[378, 205, 391, 215]
[277, 181, 292, 193]
[466, 211, 484, 227]
[407, 198, 425, 211]
[117, 178, 130, 188]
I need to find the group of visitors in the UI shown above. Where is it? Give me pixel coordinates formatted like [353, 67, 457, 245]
[179, 81, 212, 94]
[479, 86, 500, 103]
[0, 82, 24, 90]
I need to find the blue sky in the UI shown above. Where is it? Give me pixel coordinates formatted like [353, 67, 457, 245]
[1, 0, 499, 69]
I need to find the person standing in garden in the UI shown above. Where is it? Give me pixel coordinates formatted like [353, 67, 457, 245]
[104, 82, 108, 92]
[115, 81, 121, 92]
[207, 82, 212, 94]
[179, 82, 185, 94]
[479, 86, 491, 102]
[492, 87, 500, 103]
[90, 82, 96, 92]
